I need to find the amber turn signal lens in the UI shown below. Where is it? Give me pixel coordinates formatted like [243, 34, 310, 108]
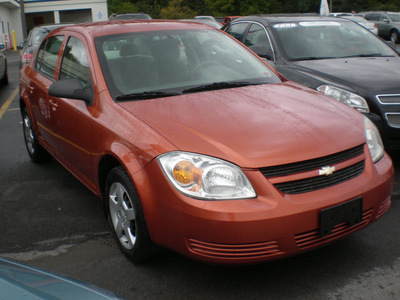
[173, 161, 197, 185]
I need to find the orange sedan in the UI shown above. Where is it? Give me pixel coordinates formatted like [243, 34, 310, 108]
[19, 20, 394, 264]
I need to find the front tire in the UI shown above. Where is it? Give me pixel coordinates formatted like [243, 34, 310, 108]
[105, 166, 156, 263]
[22, 107, 50, 162]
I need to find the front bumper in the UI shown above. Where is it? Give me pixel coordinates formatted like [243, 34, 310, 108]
[135, 152, 393, 264]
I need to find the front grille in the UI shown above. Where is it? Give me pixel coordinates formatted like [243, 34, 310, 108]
[376, 197, 391, 219]
[295, 208, 373, 250]
[377, 94, 400, 104]
[386, 113, 400, 128]
[260, 145, 364, 178]
[274, 161, 365, 194]
[186, 239, 285, 260]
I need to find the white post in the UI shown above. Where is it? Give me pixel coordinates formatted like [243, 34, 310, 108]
[320, 0, 330, 16]
[54, 10, 60, 24]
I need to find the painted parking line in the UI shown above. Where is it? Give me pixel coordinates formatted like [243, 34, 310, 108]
[0, 87, 19, 120]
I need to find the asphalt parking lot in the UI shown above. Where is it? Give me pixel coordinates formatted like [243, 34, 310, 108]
[1, 47, 400, 299]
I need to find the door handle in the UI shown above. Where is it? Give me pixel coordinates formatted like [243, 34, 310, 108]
[49, 99, 58, 111]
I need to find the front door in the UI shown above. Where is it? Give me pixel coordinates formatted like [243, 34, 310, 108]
[49, 34, 96, 189]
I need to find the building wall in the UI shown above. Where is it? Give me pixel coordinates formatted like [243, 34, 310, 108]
[0, 0, 108, 47]
[0, 2, 22, 49]
[24, 0, 108, 22]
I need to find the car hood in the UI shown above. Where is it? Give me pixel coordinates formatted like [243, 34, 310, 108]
[119, 82, 365, 168]
[0, 258, 122, 299]
[292, 56, 400, 94]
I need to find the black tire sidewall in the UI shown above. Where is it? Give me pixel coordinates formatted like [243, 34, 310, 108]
[22, 107, 49, 162]
[391, 30, 399, 43]
[105, 166, 155, 263]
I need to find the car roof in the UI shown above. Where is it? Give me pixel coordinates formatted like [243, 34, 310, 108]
[31, 23, 74, 30]
[233, 14, 351, 25]
[50, 20, 217, 38]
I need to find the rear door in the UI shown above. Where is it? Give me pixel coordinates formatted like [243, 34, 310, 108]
[28, 35, 65, 151]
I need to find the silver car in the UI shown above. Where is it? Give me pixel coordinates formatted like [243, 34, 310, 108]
[340, 15, 378, 35]
[364, 11, 400, 43]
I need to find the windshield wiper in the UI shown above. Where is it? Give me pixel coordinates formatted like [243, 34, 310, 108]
[292, 56, 336, 61]
[341, 54, 395, 58]
[116, 90, 180, 101]
[182, 81, 261, 94]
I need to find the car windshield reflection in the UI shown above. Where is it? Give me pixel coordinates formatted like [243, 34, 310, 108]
[272, 21, 397, 61]
[95, 29, 281, 100]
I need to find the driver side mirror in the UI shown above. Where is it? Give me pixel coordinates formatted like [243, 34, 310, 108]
[49, 78, 94, 105]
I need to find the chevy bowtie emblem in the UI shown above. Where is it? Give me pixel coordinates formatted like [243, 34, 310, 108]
[319, 166, 336, 176]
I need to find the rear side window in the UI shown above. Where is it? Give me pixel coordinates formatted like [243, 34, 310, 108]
[244, 23, 274, 60]
[60, 37, 91, 87]
[225, 23, 249, 41]
[364, 13, 376, 21]
[35, 35, 64, 78]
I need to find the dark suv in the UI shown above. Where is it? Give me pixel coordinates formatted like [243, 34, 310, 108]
[224, 15, 400, 151]
[364, 11, 400, 43]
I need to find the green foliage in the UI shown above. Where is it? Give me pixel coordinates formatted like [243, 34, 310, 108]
[108, 0, 137, 15]
[108, 0, 400, 19]
[159, 0, 197, 19]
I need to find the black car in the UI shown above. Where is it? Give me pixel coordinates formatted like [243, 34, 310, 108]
[224, 15, 400, 151]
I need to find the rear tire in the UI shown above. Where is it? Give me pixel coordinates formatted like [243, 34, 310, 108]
[105, 166, 156, 263]
[390, 30, 399, 44]
[22, 107, 50, 162]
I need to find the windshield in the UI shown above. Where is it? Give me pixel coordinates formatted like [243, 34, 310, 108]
[95, 29, 280, 100]
[272, 21, 398, 61]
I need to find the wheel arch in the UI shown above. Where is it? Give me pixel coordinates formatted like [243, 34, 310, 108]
[98, 154, 121, 202]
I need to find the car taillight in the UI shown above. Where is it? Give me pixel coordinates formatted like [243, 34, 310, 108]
[22, 53, 33, 64]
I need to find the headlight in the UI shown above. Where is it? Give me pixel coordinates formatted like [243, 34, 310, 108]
[317, 85, 369, 113]
[158, 152, 256, 200]
[364, 116, 384, 163]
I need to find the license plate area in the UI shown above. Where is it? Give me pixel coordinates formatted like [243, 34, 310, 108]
[319, 198, 363, 238]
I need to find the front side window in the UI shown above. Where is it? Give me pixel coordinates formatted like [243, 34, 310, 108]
[388, 13, 400, 22]
[272, 21, 398, 61]
[60, 37, 91, 87]
[35, 35, 64, 78]
[364, 13, 379, 21]
[95, 28, 281, 100]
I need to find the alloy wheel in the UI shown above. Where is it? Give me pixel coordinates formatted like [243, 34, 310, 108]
[109, 182, 137, 250]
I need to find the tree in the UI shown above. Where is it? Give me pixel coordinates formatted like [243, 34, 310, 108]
[108, 0, 138, 15]
[159, 0, 198, 19]
[204, 0, 241, 16]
